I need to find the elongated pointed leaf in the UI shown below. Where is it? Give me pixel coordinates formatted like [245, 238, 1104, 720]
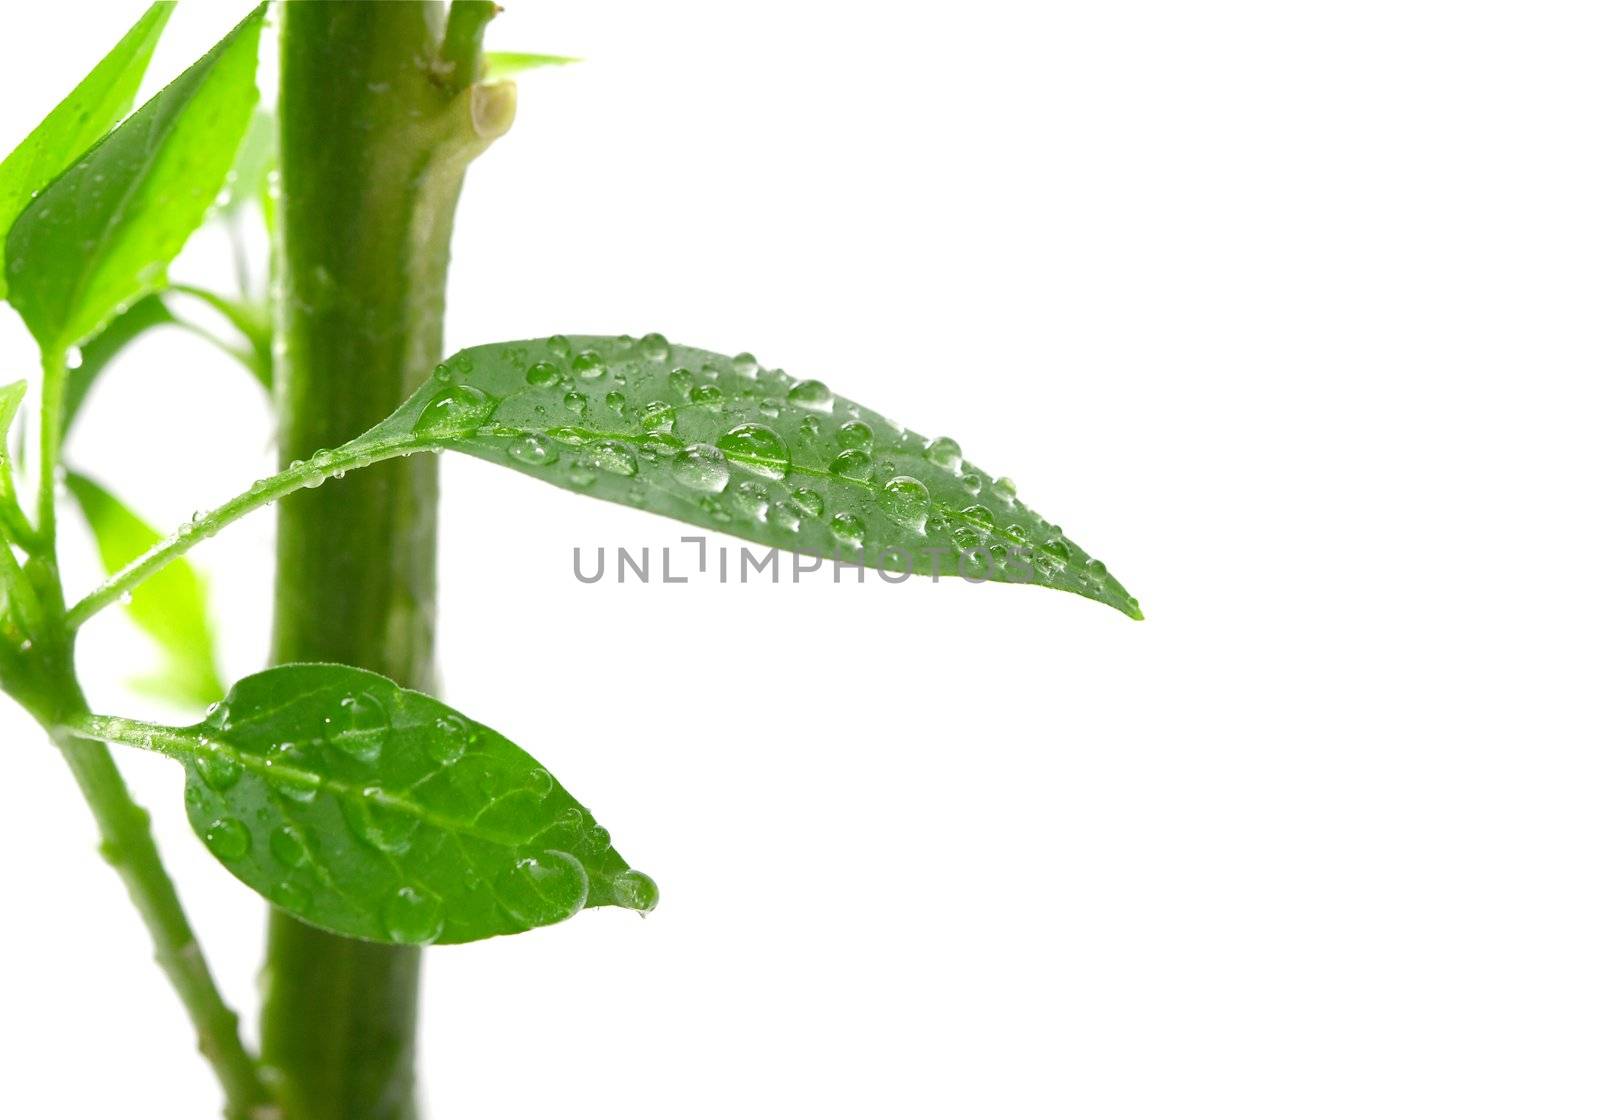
[66, 472, 222, 707]
[359, 336, 1140, 616]
[5, 5, 265, 354]
[108, 664, 656, 945]
[0, 2, 173, 300]
[483, 51, 580, 81]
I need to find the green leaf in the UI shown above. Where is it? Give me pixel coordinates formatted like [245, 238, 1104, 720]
[4, 5, 265, 355]
[0, 2, 173, 301]
[217, 108, 274, 218]
[66, 472, 223, 707]
[363, 336, 1141, 617]
[0, 380, 27, 526]
[87, 664, 657, 945]
[483, 51, 580, 81]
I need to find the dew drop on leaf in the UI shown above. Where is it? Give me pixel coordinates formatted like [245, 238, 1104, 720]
[924, 436, 963, 472]
[640, 400, 676, 432]
[689, 383, 723, 406]
[792, 488, 823, 518]
[587, 440, 639, 478]
[332, 692, 389, 763]
[526, 360, 561, 387]
[830, 512, 866, 547]
[961, 504, 996, 531]
[671, 444, 731, 493]
[828, 449, 871, 481]
[204, 818, 250, 861]
[881, 476, 931, 533]
[269, 825, 310, 869]
[508, 434, 560, 466]
[787, 379, 833, 411]
[496, 849, 589, 927]
[547, 335, 573, 359]
[731, 351, 759, 377]
[992, 477, 1018, 505]
[385, 886, 445, 945]
[427, 714, 471, 765]
[573, 350, 607, 379]
[270, 881, 310, 912]
[414, 385, 494, 436]
[341, 788, 420, 853]
[609, 869, 660, 912]
[196, 744, 242, 791]
[640, 332, 670, 361]
[837, 421, 874, 450]
[715, 423, 790, 480]
[668, 367, 694, 397]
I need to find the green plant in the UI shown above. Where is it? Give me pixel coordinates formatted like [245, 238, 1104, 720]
[0, 4, 1139, 1118]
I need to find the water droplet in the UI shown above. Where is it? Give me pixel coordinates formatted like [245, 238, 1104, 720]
[992, 477, 1018, 505]
[588, 440, 639, 477]
[609, 870, 659, 912]
[385, 886, 445, 945]
[204, 818, 250, 861]
[640, 400, 675, 432]
[731, 352, 759, 377]
[671, 445, 731, 493]
[573, 350, 607, 379]
[757, 398, 781, 418]
[604, 390, 627, 413]
[341, 788, 419, 853]
[196, 746, 242, 791]
[1086, 558, 1108, 578]
[547, 335, 573, 359]
[838, 421, 874, 450]
[731, 480, 770, 518]
[952, 526, 984, 550]
[528, 767, 554, 799]
[881, 476, 931, 532]
[414, 385, 493, 436]
[715, 423, 790, 480]
[547, 426, 587, 446]
[689, 384, 723, 406]
[563, 391, 589, 416]
[269, 826, 310, 868]
[640, 332, 670, 361]
[332, 692, 388, 763]
[787, 379, 833, 411]
[799, 416, 821, 438]
[526, 360, 561, 387]
[668, 368, 695, 397]
[497, 849, 589, 927]
[508, 434, 560, 465]
[770, 501, 802, 531]
[925, 436, 963, 472]
[960, 472, 982, 494]
[567, 462, 597, 487]
[828, 449, 871, 481]
[961, 504, 995, 531]
[270, 881, 310, 913]
[427, 714, 472, 765]
[433, 362, 454, 383]
[792, 488, 823, 518]
[830, 512, 866, 546]
[580, 825, 613, 855]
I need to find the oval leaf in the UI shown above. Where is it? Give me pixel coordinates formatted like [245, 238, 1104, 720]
[164, 664, 654, 945]
[363, 336, 1141, 617]
[0, 2, 173, 300]
[4, 5, 265, 354]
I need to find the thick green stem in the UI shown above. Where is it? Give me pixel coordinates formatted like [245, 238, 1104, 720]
[262, 5, 505, 1118]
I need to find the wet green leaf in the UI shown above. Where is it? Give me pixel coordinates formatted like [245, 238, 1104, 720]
[362, 336, 1141, 617]
[5, 5, 265, 354]
[88, 664, 655, 945]
[0, 2, 173, 301]
[66, 472, 222, 707]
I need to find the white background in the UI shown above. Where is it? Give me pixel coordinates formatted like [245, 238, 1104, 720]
[1, 2, 1596, 1116]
